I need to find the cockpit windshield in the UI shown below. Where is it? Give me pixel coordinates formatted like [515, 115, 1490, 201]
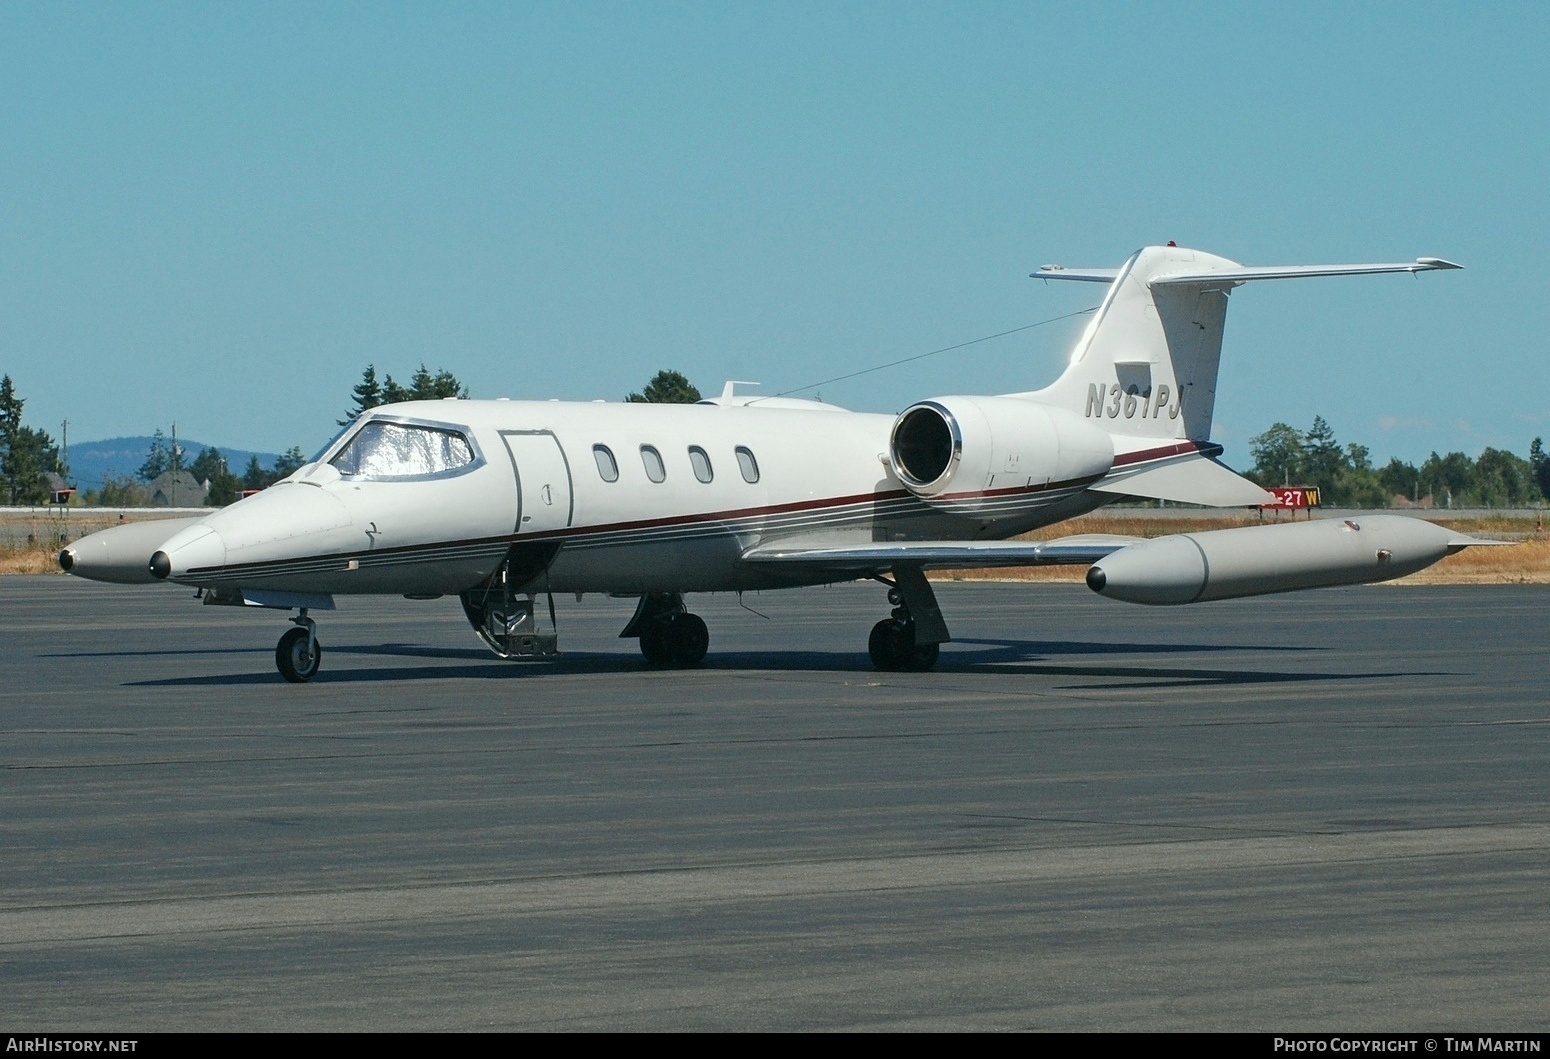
[309, 422, 356, 464]
[329, 420, 477, 479]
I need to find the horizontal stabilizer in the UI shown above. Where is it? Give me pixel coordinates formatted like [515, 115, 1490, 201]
[1091, 454, 1275, 507]
[1033, 257, 1461, 287]
[1149, 258, 1463, 287]
[741, 534, 1141, 570]
[1029, 266, 1120, 283]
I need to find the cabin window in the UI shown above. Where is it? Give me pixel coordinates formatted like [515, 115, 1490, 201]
[330, 421, 476, 479]
[688, 446, 713, 483]
[593, 445, 619, 483]
[735, 446, 760, 483]
[640, 445, 666, 483]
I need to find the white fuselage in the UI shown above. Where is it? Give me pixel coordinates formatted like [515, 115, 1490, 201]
[155, 397, 1119, 598]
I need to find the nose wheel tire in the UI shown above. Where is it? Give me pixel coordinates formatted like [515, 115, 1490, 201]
[640, 611, 709, 667]
[868, 618, 939, 672]
[276, 626, 322, 683]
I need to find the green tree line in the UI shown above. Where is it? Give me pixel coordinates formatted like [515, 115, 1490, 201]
[1249, 416, 1550, 508]
[339, 364, 700, 421]
[90, 429, 310, 508]
[340, 363, 470, 424]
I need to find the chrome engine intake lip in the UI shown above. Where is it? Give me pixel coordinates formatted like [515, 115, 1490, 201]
[889, 401, 963, 494]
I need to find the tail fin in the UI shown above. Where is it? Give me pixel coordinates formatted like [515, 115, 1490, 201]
[1016, 245, 1460, 443]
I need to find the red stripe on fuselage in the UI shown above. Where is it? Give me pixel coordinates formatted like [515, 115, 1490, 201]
[184, 468, 1103, 576]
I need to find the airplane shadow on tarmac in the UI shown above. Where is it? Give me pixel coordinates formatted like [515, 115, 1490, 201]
[109, 636, 1453, 690]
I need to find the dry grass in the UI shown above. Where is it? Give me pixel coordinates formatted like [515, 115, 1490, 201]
[1389, 535, 1550, 584]
[0, 543, 67, 575]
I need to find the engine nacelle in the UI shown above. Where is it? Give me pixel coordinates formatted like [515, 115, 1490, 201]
[888, 395, 1113, 498]
[1086, 515, 1469, 605]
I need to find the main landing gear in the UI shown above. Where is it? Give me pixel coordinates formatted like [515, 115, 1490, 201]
[276, 609, 321, 683]
[868, 567, 949, 672]
[622, 592, 709, 668]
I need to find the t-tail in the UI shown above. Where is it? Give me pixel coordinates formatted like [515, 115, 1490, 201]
[1017, 244, 1461, 442]
[1010, 244, 1462, 506]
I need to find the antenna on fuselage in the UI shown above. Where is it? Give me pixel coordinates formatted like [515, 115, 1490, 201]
[720, 380, 762, 401]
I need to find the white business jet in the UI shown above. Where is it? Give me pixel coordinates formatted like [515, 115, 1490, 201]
[61, 244, 1489, 681]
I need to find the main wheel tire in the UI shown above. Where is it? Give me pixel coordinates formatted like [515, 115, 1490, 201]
[276, 626, 321, 683]
[868, 618, 909, 670]
[665, 612, 709, 666]
[640, 612, 709, 667]
[639, 624, 672, 665]
[868, 619, 940, 671]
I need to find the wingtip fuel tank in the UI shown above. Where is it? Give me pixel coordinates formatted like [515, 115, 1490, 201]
[57, 517, 204, 585]
[1086, 515, 1484, 605]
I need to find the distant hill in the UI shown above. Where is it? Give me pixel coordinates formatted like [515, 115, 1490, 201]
[65, 437, 284, 491]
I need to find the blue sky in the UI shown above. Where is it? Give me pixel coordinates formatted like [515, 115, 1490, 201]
[2, 3, 1545, 466]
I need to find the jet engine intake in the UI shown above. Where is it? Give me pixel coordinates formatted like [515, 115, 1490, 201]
[888, 395, 1113, 498]
[890, 402, 960, 492]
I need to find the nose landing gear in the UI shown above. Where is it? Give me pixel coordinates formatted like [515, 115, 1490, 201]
[276, 610, 321, 683]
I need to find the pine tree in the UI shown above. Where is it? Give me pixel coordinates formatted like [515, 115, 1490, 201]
[346, 363, 468, 417]
[138, 430, 171, 482]
[340, 365, 385, 425]
[1303, 416, 1344, 491]
[0, 375, 25, 503]
[381, 373, 409, 404]
[243, 455, 269, 490]
[627, 370, 701, 404]
[272, 447, 307, 479]
[0, 375, 22, 440]
[189, 447, 242, 506]
[1531, 438, 1550, 501]
[403, 363, 468, 400]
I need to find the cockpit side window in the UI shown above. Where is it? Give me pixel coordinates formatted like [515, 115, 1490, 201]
[330, 421, 477, 479]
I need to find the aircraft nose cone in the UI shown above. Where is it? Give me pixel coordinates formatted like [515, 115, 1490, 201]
[1084, 565, 1105, 593]
[58, 547, 75, 572]
[149, 551, 171, 580]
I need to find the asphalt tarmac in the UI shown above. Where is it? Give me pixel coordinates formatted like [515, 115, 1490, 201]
[2, 575, 1547, 1031]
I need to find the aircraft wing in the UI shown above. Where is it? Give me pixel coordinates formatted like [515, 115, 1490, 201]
[740, 534, 1141, 571]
